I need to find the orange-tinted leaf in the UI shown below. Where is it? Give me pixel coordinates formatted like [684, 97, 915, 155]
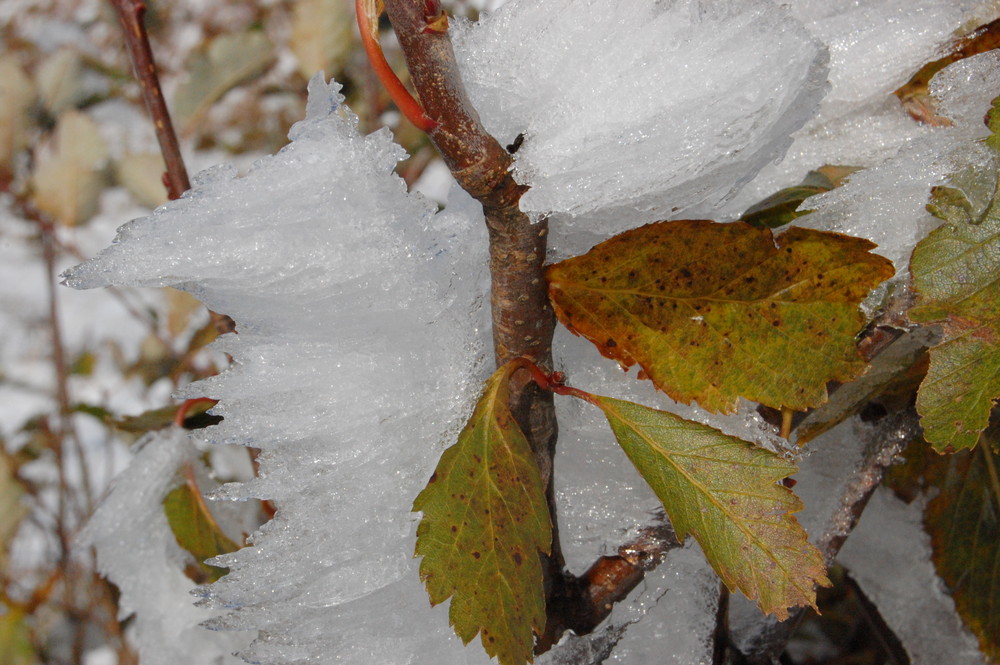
[894, 18, 1000, 126]
[587, 393, 829, 618]
[546, 220, 893, 413]
[413, 360, 551, 665]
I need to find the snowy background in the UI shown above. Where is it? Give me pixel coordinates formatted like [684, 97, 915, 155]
[2, 0, 998, 664]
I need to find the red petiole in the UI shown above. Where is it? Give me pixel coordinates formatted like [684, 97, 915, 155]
[355, 0, 439, 132]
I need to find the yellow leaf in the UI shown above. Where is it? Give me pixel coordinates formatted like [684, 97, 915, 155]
[546, 220, 893, 413]
[0, 56, 36, 172]
[414, 359, 551, 665]
[36, 49, 85, 116]
[290, 0, 355, 80]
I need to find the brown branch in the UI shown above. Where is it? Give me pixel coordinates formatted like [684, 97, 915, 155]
[110, 0, 190, 200]
[383, 0, 562, 646]
[110, 0, 234, 336]
[382, 7, 933, 659]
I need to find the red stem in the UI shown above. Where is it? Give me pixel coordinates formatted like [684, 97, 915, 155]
[356, 0, 439, 132]
[517, 357, 600, 406]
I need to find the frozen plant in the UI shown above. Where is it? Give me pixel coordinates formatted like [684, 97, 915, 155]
[65, 1, 1000, 664]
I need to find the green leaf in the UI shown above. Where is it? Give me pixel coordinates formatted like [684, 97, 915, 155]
[586, 393, 828, 619]
[926, 440, 1000, 661]
[414, 360, 552, 665]
[174, 31, 275, 136]
[546, 220, 894, 413]
[741, 165, 860, 229]
[910, 173, 1000, 453]
[163, 481, 241, 584]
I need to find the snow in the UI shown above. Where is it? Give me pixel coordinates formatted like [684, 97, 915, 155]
[81, 427, 253, 665]
[721, 0, 989, 216]
[451, 0, 828, 243]
[840, 489, 985, 665]
[795, 52, 1000, 273]
[69, 75, 496, 664]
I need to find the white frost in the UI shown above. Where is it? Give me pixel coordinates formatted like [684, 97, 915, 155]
[68, 75, 495, 664]
[452, 0, 828, 239]
[797, 53, 1000, 272]
[81, 427, 253, 665]
[840, 490, 985, 665]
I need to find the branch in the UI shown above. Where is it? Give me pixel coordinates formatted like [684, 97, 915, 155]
[730, 405, 921, 665]
[383, 0, 556, 480]
[110, 0, 190, 200]
[110, 0, 234, 336]
[382, 0, 562, 646]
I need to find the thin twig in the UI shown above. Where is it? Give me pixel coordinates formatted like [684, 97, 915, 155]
[110, 0, 190, 199]
[735, 406, 921, 665]
[109, 0, 235, 337]
[40, 216, 93, 665]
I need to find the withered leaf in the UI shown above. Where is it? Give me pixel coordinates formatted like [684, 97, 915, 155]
[413, 360, 551, 665]
[546, 220, 893, 413]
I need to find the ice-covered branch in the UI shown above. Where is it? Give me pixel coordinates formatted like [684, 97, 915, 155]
[384, 1, 565, 637]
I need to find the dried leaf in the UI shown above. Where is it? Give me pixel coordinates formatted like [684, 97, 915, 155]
[910, 109, 1000, 452]
[30, 110, 108, 226]
[36, 49, 85, 116]
[414, 360, 551, 665]
[163, 481, 241, 584]
[113, 401, 215, 435]
[0, 56, 36, 174]
[115, 153, 168, 208]
[586, 393, 829, 618]
[895, 18, 1000, 126]
[290, 0, 354, 80]
[174, 31, 275, 136]
[546, 220, 894, 413]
